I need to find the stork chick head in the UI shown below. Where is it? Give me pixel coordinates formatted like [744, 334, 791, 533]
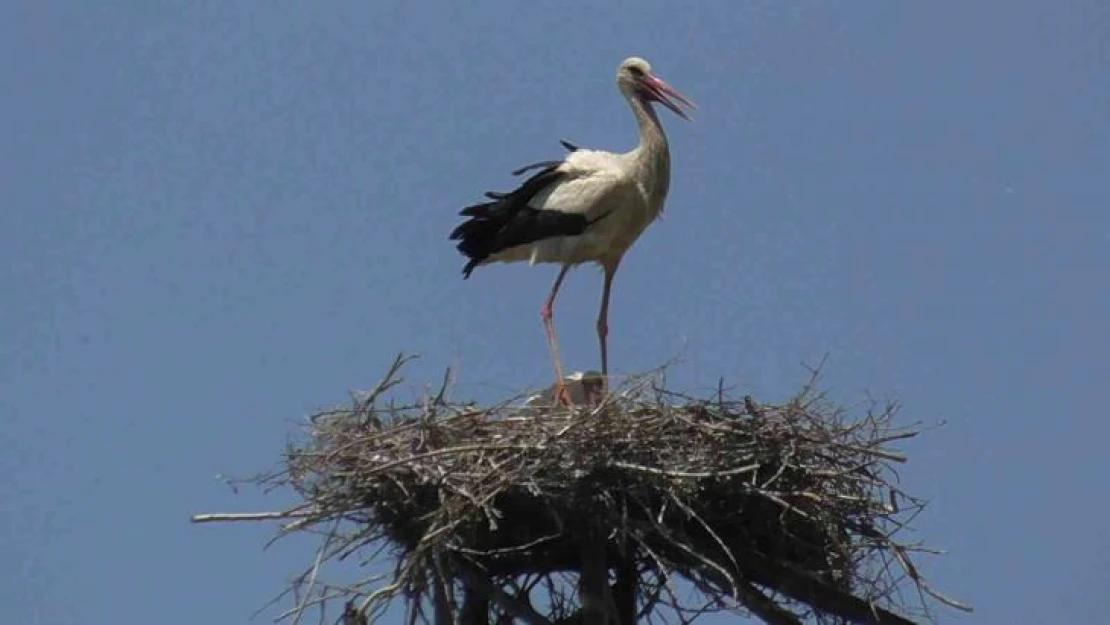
[617, 56, 696, 120]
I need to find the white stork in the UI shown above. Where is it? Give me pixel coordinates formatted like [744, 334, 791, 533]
[449, 56, 694, 404]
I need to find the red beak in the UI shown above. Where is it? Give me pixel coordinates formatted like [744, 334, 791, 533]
[642, 75, 696, 120]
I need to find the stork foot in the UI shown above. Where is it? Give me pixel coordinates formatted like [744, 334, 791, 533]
[553, 381, 574, 407]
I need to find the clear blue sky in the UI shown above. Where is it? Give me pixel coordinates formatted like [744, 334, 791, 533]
[3, 2, 1108, 623]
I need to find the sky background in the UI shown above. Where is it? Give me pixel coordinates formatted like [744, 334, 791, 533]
[2, 1, 1108, 623]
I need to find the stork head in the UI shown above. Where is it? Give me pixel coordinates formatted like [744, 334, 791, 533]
[617, 56, 696, 120]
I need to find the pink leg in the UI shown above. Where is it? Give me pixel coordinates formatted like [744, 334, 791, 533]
[542, 265, 572, 405]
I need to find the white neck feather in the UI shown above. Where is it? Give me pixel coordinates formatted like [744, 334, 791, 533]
[627, 94, 672, 210]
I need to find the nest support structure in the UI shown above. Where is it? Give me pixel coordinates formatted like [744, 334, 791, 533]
[194, 355, 970, 625]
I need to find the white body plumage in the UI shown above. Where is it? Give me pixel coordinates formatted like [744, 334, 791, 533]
[486, 147, 670, 269]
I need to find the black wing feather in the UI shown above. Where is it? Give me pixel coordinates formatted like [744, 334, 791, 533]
[511, 160, 563, 177]
[449, 162, 588, 279]
[559, 139, 580, 152]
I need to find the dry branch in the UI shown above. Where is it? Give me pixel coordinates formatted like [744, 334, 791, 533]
[194, 354, 969, 624]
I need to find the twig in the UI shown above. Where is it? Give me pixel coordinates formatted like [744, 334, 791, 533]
[731, 580, 802, 625]
[609, 461, 761, 479]
[191, 507, 313, 523]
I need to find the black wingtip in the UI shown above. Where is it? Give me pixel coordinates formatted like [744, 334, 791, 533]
[458, 203, 490, 218]
[559, 139, 580, 152]
[511, 159, 563, 177]
[451, 160, 575, 282]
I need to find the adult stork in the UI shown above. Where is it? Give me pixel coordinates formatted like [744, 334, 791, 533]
[449, 56, 694, 404]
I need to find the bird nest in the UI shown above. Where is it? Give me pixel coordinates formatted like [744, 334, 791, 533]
[194, 355, 969, 625]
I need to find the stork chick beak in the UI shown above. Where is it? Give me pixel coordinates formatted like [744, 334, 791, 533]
[643, 75, 696, 120]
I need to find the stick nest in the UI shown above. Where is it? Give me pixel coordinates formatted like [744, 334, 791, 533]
[204, 356, 969, 624]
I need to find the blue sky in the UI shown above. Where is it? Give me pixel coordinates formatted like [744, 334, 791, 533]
[2, 1, 1108, 623]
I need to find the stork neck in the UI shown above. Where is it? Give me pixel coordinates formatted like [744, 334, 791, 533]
[628, 95, 671, 200]
[630, 95, 669, 158]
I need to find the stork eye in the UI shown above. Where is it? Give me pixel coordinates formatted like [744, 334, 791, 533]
[628, 66, 645, 77]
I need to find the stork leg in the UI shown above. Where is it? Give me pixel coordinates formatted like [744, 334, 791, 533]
[541, 264, 573, 406]
[597, 259, 621, 397]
